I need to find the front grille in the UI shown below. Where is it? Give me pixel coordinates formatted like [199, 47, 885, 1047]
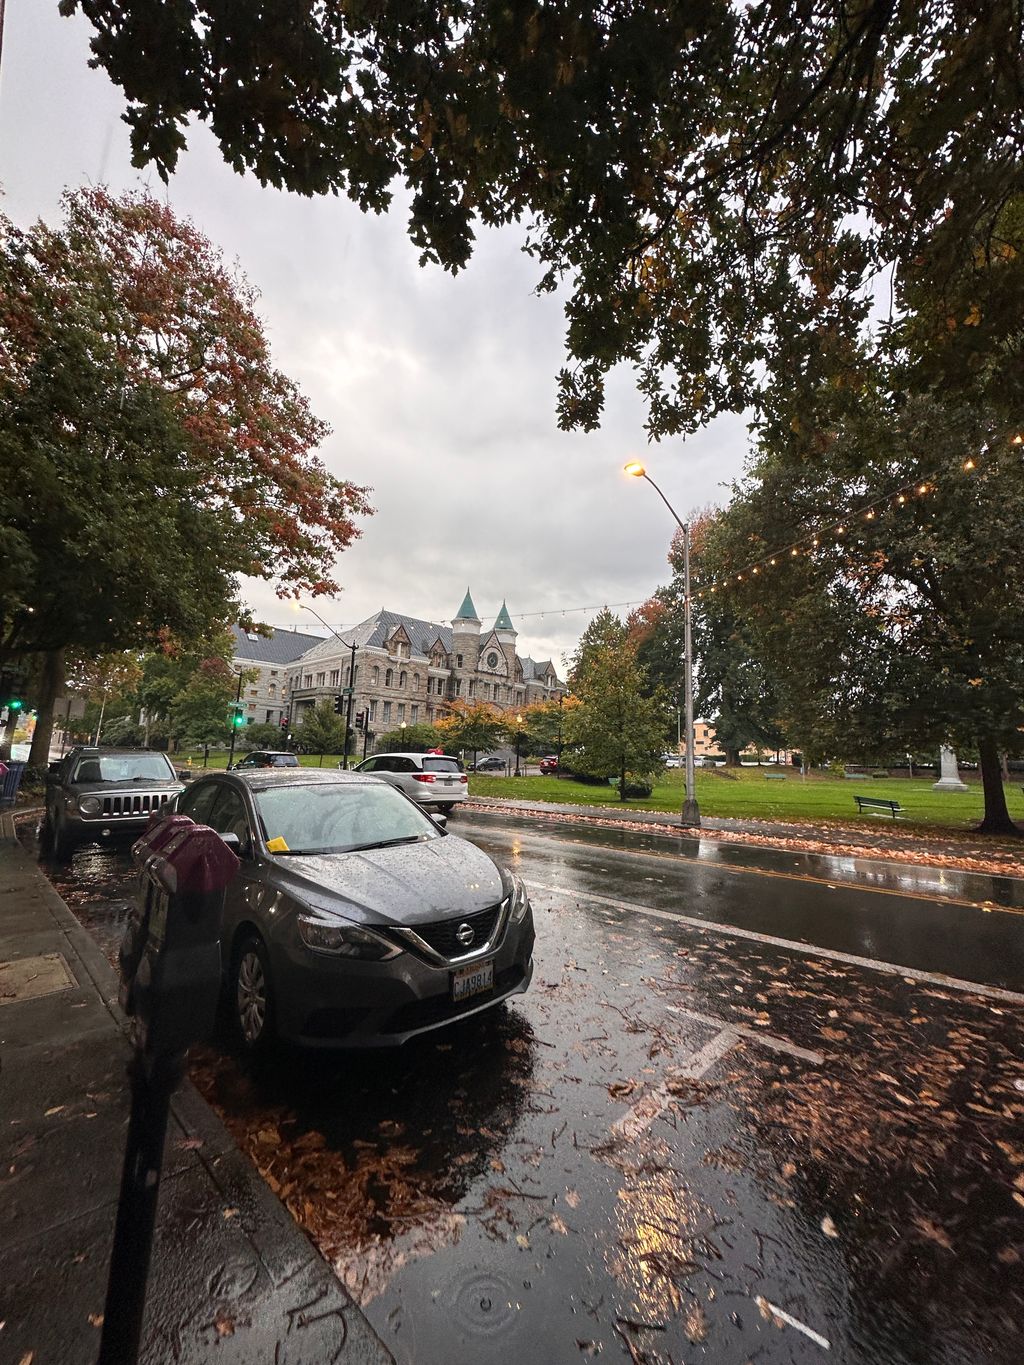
[411, 904, 502, 958]
[383, 965, 526, 1035]
[91, 791, 173, 820]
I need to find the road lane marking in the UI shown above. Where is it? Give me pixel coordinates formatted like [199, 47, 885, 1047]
[756, 1298, 831, 1351]
[613, 1028, 739, 1141]
[667, 1006, 825, 1064]
[468, 807, 1024, 915]
[525, 880, 1024, 1006]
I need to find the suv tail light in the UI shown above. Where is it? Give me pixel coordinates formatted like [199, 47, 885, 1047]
[459, 774, 468, 783]
[413, 773, 436, 783]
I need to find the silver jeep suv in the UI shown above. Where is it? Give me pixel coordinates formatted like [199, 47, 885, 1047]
[42, 747, 184, 860]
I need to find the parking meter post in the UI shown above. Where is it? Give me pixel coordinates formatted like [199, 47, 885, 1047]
[97, 1052, 183, 1365]
[99, 820, 239, 1365]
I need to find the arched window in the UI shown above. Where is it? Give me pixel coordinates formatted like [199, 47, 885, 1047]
[371, 666, 379, 686]
[412, 673, 420, 692]
[268, 683, 276, 698]
[399, 671, 407, 688]
[385, 668, 394, 687]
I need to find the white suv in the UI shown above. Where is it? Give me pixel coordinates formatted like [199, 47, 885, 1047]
[351, 752, 469, 812]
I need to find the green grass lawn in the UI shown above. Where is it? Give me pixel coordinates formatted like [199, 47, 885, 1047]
[469, 766, 1024, 833]
[172, 751, 1023, 834]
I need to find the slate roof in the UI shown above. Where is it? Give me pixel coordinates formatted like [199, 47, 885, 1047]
[231, 624, 323, 665]
[520, 655, 559, 683]
[296, 610, 454, 664]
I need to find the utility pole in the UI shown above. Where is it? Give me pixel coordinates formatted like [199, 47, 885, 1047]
[342, 640, 356, 769]
[226, 672, 243, 768]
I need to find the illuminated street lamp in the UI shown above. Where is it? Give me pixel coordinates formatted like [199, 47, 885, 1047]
[623, 461, 700, 827]
[514, 713, 524, 778]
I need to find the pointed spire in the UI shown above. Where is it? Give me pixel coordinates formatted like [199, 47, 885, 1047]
[493, 600, 515, 632]
[454, 588, 480, 622]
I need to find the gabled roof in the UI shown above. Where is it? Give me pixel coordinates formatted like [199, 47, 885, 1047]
[231, 623, 323, 665]
[520, 655, 564, 685]
[454, 588, 480, 622]
[493, 601, 515, 632]
[295, 610, 454, 664]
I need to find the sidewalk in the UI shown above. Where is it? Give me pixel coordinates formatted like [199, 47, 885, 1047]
[0, 817, 393, 1365]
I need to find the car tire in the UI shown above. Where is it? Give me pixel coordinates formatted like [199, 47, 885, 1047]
[50, 811, 76, 862]
[232, 932, 277, 1055]
[438, 803, 455, 815]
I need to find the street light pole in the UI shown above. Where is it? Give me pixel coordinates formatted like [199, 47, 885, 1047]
[514, 713, 523, 778]
[623, 462, 701, 828]
[226, 670, 243, 769]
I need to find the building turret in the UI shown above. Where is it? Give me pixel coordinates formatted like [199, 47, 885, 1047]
[451, 588, 482, 677]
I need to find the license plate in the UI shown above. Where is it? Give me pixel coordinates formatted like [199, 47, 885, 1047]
[451, 959, 494, 1002]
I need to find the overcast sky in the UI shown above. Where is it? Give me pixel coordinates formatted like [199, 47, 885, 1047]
[1, 2, 749, 672]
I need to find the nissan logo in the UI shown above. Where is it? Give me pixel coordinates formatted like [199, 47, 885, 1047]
[455, 923, 475, 948]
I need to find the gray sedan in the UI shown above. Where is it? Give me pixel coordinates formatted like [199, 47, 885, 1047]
[172, 769, 534, 1051]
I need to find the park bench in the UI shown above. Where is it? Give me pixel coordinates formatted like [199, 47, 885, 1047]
[854, 795, 902, 819]
[764, 772, 787, 780]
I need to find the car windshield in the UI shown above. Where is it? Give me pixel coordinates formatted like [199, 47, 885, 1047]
[253, 781, 444, 855]
[73, 754, 176, 783]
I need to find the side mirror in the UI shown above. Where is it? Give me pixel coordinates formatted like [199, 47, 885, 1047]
[47, 761, 61, 777]
[219, 831, 250, 857]
[431, 814, 448, 831]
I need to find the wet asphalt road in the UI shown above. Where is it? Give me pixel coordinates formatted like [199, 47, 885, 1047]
[26, 812, 1024, 1365]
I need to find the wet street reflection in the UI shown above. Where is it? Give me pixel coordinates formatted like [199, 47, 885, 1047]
[22, 813, 1024, 1364]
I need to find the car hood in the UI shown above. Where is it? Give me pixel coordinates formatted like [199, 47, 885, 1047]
[265, 834, 507, 927]
[69, 779, 184, 794]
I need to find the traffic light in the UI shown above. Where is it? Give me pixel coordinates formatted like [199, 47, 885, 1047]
[230, 705, 245, 728]
[332, 694, 344, 715]
[0, 666, 27, 714]
[354, 710, 365, 729]
[6, 697, 23, 712]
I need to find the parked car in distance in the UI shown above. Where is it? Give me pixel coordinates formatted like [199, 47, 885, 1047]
[471, 756, 506, 772]
[538, 756, 559, 774]
[41, 746, 184, 860]
[662, 753, 683, 768]
[162, 768, 533, 1049]
[230, 751, 299, 770]
[353, 752, 468, 811]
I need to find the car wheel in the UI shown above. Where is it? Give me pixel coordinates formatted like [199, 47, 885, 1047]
[50, 812, 76, 862]
[438, 803, 455, 815]
[232, 932, 277, 1054]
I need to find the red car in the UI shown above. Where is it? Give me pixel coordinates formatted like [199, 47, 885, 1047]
[538, 756, 559, 775]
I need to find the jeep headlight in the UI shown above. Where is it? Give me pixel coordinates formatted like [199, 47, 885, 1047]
[297, 915, 401, 961]
[77, 796, 102, 816]
[507, 875, 530, 924]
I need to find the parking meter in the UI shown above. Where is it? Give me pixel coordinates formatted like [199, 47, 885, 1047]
[99, 817, 239, 1365]
[120, 818, 238, 1053]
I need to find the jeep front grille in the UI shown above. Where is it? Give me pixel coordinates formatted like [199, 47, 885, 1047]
[90, 792, 173, 820]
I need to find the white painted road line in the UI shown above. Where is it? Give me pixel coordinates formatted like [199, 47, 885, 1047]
[525, 880, 1024, 1006]
[756, 1297, 831, 1351]
[668, 1006, 825, 1065]
[613, 1027, 739, 1141]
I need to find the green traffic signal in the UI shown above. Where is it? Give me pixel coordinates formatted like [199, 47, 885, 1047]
[231, 705, 245, 728]
[7, 698, 23, 711]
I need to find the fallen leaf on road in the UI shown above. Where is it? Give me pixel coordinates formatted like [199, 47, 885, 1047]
[44, 1106, 64, 1117]
[821, 1215, 839, 1238]
[516, 1234, 530, 1248]
[912, 1216, 953, 1250]
[565, 1189, 580, 1208]
[549, 1214, 569, 1235]
[214, 1313, 235, 1337]
[87, 1314, 103, 1328]
[222, 1207, 239, 1219]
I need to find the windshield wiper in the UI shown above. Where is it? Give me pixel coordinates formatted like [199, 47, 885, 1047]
[346, 836, 426, 852]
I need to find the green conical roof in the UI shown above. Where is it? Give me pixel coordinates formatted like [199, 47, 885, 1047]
[493, 600, 515, 632]
[454, 588, 480, 622]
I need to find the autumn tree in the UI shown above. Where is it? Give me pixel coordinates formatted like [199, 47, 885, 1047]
[375, 722, 443, 753]
[0, 188, 371, 764]
[68, 2, 1024, 434]
[434, 701, 507, 762]
[564, 610, 669, 799]
[706, 394, 1024, 834]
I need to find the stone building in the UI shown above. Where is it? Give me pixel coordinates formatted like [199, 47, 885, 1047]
[282, 592, 565, 737]
[229, 624, 322, 729]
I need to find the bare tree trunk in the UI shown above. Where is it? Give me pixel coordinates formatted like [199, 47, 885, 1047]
[976, 737, 1020, 836]
[28, 648, 65, 769]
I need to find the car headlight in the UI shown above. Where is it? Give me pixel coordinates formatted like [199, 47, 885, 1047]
[297, 915, 402, 960]
[77, 796, 102, 815]
[507, 875, 530, 924]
